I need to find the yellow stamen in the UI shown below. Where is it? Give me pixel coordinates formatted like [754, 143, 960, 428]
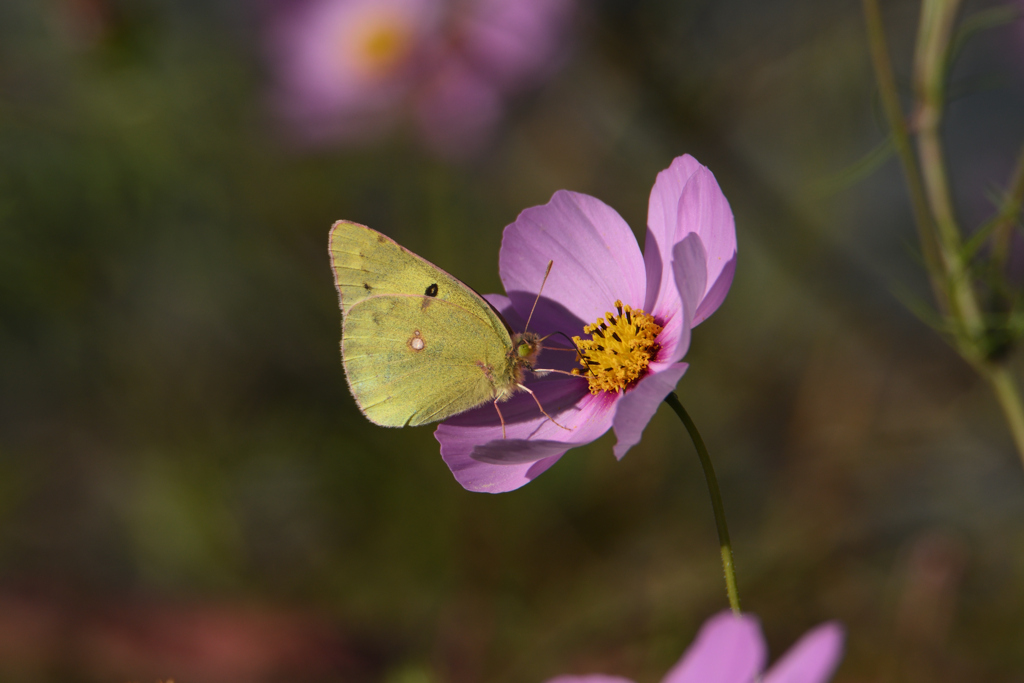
[571, 300, 662, 394]
[343, 13, 414, 77]
[360, 23, 408, 70]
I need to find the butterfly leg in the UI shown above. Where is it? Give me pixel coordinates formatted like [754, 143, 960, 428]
[492, 399, 507, 439]
[516, 383, 571, 431]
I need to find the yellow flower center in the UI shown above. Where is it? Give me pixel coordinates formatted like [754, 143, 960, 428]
[345, 13, 415, 77]
[572, 300, 663, 394]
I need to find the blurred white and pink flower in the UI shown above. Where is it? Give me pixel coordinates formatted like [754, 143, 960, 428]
[266, 0, 575, 157]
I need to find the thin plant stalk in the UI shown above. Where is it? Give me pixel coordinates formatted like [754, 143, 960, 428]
[990, 145, 1024, 272]
[984, 366, 1024, 460]
[913, 0, 986, 347]
[664, 392, 741, 614]
[862, 0, 947, 310]
[862, 0, 1024, 469]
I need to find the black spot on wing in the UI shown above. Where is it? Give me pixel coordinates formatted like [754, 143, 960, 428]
[425, 283, 439, 297]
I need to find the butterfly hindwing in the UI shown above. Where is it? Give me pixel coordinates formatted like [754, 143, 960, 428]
[342, 294, 517, 427]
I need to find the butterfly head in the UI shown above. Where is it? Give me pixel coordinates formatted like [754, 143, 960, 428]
[511, 331, 543, 374]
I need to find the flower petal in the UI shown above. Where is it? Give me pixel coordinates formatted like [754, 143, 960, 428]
[675, 167, 736, 324]
[470, 438, 576, 464]
[660, 233, 708, 365]
[694, 253, 736, 326]
[611, 363, 688, 460]
[461, 0, 576, 93]
[483, 293, 520, 324]
[662, 611, 766, 683]
[499, 190, 647, 337]
[415, 56, 503, 159]
[761, 623, 845, 683]
[673, 235, 708, 325]
[436, 383, 614, 493]
[545, 677, 635, 683]
[441, 448, 563, 493]
[644, 154, 703, 321]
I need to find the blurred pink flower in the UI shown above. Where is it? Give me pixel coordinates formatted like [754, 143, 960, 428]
[546, 611, 845, 683]
[458, 0, 576, 92]
[266, 0, 576, 154]
[414, 54, 503, 157]
[436, 154, 737, 492]
[268, 0, 442, 143]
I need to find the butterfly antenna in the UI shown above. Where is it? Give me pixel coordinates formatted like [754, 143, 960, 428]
[541, 330, 578, 349]
[523, 260, 554, 335]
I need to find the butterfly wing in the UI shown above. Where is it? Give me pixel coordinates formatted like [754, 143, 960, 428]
[342, 294, 518, 426]
[329, 220, 506, 327]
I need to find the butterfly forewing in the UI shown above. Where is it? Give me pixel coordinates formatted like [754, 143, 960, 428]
[342, 295, 517, 426]
[329, 221, 504, 328]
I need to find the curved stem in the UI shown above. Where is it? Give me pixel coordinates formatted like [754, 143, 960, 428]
[990, 144, 1024, 273]
[862, 0, 947, 310]
[913, 0, 987, 350]
[664, 392, 741, 614]
[909, 0, 1024, 469]
[980, 365, 1024, 470]
[865, 0, 1024, 469]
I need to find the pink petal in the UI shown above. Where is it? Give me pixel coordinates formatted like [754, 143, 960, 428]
[761, 623, 844, 683]
[461, 0, 576, 93]
[661, 233, 708, 365]
[644, 154, 703, 322]
[415, 56, 503, 159]
[673, 235, 708, 325]
[611, 363, 688, 459]
[694, 254, 736, 326]
[471, 438, 578, 464]
[661, 611, 766, 683]
[676, 167, 736, 325]
[546, 677, 635, 683]
[483, 293, 519, 323]
[499, 191, 647, 338]
[436, 383, 614, 493]
[441, 449, 563, 493]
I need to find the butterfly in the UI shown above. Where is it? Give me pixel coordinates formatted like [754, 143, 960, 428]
[329, 220, 567, 434]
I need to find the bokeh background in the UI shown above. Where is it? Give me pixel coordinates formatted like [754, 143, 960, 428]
[2, 0, 1024, 681]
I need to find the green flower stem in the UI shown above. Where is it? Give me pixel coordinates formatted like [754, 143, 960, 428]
[664, 392, 741, 614]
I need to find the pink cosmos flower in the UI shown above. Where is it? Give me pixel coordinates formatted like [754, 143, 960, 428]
[267, 0, 576, 154]
[436, 154, 737, 492]
[457, 0, 576, 93]
[546, 611, 845, 683]
[413, 54, 504, 158]
[268, 0, 442, 143]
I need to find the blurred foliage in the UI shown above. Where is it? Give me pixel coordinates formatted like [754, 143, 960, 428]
[1, 0, 1024, 681]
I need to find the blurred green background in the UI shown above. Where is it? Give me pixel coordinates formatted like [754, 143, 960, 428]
[2, 0, 1024, 681]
